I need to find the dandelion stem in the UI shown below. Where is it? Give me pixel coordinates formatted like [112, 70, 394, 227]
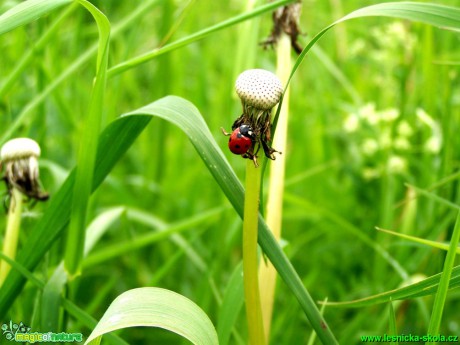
[0, 188, 23, 286]
[243, 159, 265, 345]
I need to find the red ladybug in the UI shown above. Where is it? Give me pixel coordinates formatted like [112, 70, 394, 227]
[227, 124, 254, 155]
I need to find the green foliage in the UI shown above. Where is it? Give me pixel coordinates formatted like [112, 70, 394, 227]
[85, 287, 219, 345]
[65, 0, 110, 279]
[1, 0, 460, 344]
[0, 0, 72, 35]
[321, 265, 460, 308]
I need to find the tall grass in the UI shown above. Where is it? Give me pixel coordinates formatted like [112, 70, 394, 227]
[1, 0, 460, 344]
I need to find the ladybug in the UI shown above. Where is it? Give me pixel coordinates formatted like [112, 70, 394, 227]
[228, 124, 254, 155]
[221, 124, 255, 155]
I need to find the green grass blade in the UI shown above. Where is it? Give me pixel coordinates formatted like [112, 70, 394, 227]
[388, 300, 398, 345]
[307, 298, 328, 345]
[339, 2, 460, 27]
[311, 44, 362, 105]
[0, 0, 288, 144]
[0, 115, 152, 317]
[41, 264, 67, 332]
[83, 206, 225, 268]
[0, 252, 44, 289]
[377, 227, 460, 254]
[107, 0, 295, 77]
[0, 96, 336, 343]
[62, 300, 129, 345]
[123, 97, 337, 344]
[41, 208, 126, 333]
[285, 193, 409, 280]
[0, 46, 98, 146]
[217, 262, 244, 345]
[0, 3, 78, 98]
[84, 287, 218, 345]
[285, 2, 460, 90]
[407, 183, 460, 211]
[0, 253, 127, 345]
[427, 212, 460, 340]
[64, 0, 110, 277]
[0, 0, 72, 36]
[121, 98, 243, 214]
[324, 265, 460, 308]
[0, 0, 160, 145]
[84, 207, 127, 256]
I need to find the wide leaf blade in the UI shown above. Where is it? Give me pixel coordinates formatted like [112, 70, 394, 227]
[0, 0, 72, 36]
[85, 287, 218, 345]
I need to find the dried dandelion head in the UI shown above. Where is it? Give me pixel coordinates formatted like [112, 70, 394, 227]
[1, 138, 48, 202]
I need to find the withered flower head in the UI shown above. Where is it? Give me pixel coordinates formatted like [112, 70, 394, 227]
[1, 138, 48, 201]
[232, 69, 283, 162]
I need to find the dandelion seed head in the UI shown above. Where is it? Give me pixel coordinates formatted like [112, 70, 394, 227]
[235, 69, 283, 110]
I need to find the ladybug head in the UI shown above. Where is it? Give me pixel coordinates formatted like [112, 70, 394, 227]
[238, 124, 254, 139]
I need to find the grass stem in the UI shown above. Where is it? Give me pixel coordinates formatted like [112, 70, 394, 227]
[64, 0, 110, 278]
[0, 188, 23, 286]
[258, 32, 291, 343]
[243, 159, 265, 345]
[426, 211, 460, 342]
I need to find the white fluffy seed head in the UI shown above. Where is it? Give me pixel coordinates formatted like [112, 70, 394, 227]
[1, 138, 41, 162]
[235, 69, 283, 110]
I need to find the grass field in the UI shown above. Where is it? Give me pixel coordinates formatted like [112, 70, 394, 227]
[1, 0, 460, 344]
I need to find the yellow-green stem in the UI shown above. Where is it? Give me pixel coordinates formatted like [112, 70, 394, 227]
[258, 33, 291, 343]
[0, 188, 23, 286]
[243, 159, 265, 345]
[329, 0, 348, 61]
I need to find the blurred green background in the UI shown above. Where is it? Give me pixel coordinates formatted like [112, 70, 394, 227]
[1, 0, 460, 343]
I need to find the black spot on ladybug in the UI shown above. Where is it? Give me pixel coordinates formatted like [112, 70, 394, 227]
[235, 144, 241, 149]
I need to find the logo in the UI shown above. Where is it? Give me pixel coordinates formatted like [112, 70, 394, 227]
[2, 321, 31, 341]
[2, 321, 83, 343]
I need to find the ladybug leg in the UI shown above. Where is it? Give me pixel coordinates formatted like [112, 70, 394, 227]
[242, 143, 259, 167]
[242, 151, 259, 168]
[261, 138, 281, 160]
[221, 127, 231, 136]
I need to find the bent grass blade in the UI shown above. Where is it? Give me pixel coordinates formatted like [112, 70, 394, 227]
[0, 96, 337, 344]
[0, 0, 72, 36]
[84, 288, 218, 345]
[285, 2, 460, 91]
[323, 265, 460, 308]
